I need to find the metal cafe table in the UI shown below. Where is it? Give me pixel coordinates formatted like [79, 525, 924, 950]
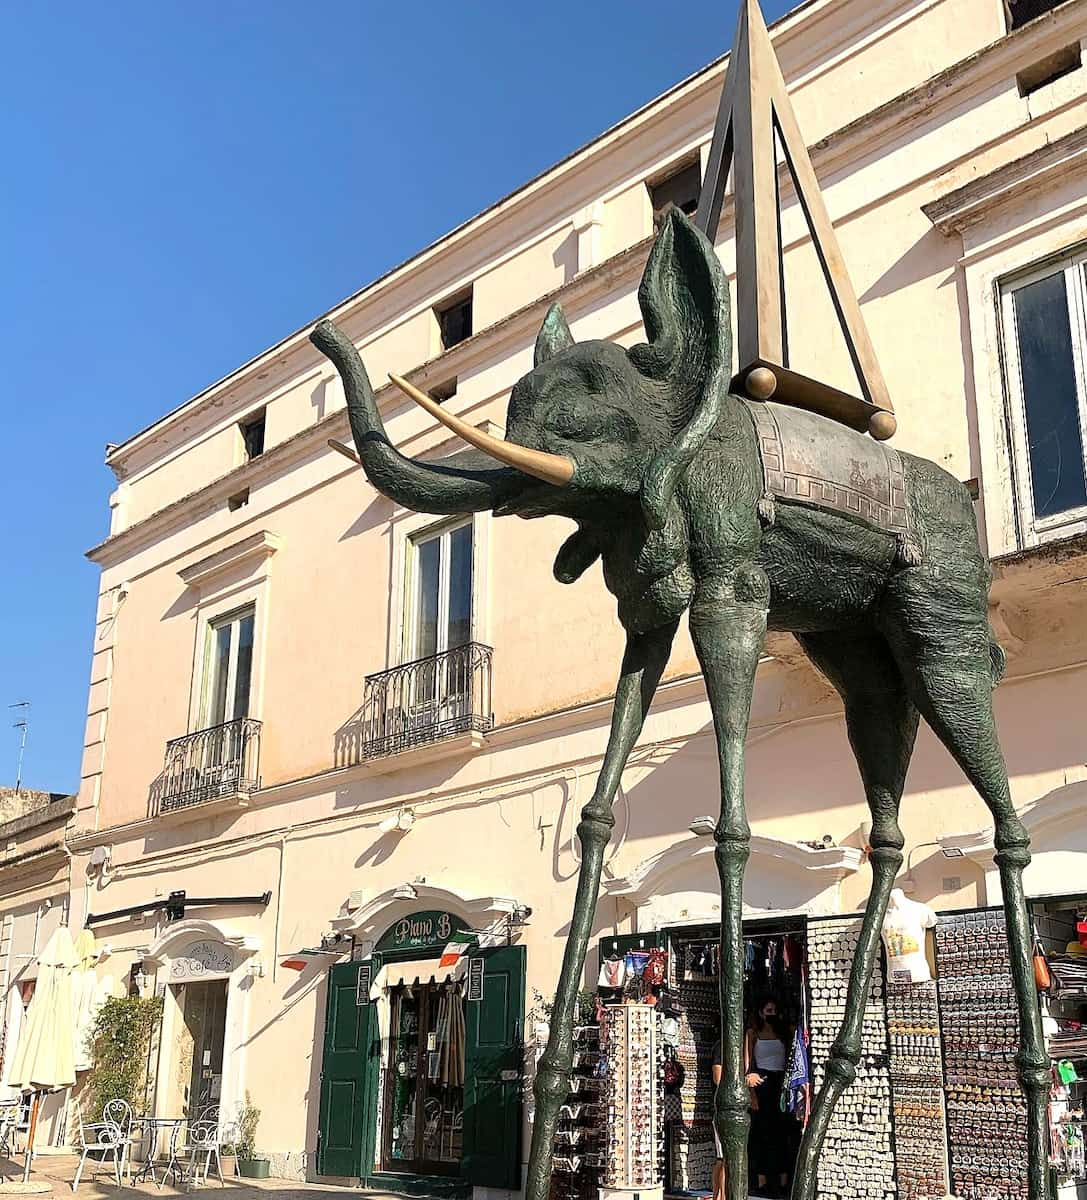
[128, 1116, 186, 1185]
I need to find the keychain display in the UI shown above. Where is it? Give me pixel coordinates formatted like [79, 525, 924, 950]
[936, 911, 1029, 1200]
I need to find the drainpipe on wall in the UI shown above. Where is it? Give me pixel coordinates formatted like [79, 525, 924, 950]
[272, 830, 292, 985]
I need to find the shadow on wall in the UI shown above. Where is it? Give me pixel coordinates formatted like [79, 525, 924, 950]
[333, 705, 367, 769]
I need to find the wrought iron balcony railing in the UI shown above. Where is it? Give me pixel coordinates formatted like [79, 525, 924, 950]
[152, 717, 262, 815]
[360, 642, 494, 760]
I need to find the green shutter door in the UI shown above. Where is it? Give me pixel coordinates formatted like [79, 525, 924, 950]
[462, 945, 526, 1190]
[317, 961, 375, 1178]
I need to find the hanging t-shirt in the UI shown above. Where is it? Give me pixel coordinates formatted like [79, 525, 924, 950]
[881, 891, 937, 983]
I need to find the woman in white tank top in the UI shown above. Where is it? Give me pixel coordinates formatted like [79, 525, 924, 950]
[744, 999, 794, 1197]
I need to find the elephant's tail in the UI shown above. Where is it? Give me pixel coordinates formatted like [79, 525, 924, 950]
[989, 637, 1007, 688]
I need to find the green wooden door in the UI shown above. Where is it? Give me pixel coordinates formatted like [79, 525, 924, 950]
[317, 961, 376, 1177]
[461, 945, 526, 1190]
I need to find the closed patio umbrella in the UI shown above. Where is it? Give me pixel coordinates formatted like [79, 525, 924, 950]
[71, 931, 99, 1074]
[9, 927, 78, 1181]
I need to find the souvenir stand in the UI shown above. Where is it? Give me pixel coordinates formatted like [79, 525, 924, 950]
[600, 1004, 665, 1200]
[935, 910, 1029, 1200]
[1031, 898, 1087, 1199]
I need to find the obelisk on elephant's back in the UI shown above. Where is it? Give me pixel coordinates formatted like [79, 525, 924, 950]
[696, 0, 898, 441]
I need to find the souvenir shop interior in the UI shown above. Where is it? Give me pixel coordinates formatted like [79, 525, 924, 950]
[547, 898, 1087, 1200]
[1031, 895, 1087, 1200]
[551, 919, 811, 1200]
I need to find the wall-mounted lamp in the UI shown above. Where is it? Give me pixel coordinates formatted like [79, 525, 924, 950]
[689, 816, 716, 837]
[392, 883, 418, 901]
[903, 841, 967, 892]
[247, 959, 265, 979]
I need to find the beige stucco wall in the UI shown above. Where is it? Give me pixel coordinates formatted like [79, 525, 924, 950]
[64, 0, 1087, 1184]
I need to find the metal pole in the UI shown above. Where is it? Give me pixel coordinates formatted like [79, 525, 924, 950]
[8, 703, 29, 793]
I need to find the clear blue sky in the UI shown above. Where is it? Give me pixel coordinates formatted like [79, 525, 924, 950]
[0, 1, 795, 794]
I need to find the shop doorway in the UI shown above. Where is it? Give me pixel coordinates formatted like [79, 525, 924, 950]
[167, 980, 228, 1117]
[382, 980, 465, 1176]
[665, 921, 807, 1198]
[596, 920, 809, 1198]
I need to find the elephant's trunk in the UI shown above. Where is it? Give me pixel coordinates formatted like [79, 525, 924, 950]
[310, 319, 522, 514]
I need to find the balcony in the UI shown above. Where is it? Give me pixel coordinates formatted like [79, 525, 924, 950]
[358, 642, 494, 762]
[151, 718, 262, 817]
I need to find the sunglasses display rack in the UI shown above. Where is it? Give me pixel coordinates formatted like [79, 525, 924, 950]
[807, 918, 896, 1200]
[600, 1004, 664, 1200]
[551, 1023, 603, 1200]
[884, 979, 950, 1200]
[935, 910, 1028, 1200]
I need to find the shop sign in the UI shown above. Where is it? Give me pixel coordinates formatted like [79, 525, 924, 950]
[355, 962, 372, 1006]
[376, 910, 468, 954]
[169, 939, 236, 981]
[467, 957, 484, 1002]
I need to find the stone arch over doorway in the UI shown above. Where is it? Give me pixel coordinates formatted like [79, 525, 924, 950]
[942, 779, 1087, 904]
[602, 832, 864, 928]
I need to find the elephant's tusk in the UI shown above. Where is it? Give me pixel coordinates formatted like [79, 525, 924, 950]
[327, 438, 361, 465]
[388, 373, 574, 487]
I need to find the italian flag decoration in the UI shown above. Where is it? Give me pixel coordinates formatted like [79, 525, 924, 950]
[439, 930, 476, 969]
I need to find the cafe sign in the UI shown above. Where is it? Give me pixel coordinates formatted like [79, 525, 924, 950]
[169, 939, 236, 981]
[376, 910, 469, 954]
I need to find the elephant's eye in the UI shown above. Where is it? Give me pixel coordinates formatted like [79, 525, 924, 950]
[551, 407, 610, 442]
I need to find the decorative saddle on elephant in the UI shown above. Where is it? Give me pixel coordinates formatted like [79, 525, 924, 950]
[742, 398, 921, 564]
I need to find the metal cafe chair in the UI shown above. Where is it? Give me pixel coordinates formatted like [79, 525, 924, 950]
[189, 1118, 235, 1186]
[101, 1100, 134, 1180]
[0, 1100, 20, 1161]
[72, 1104, 127, 1190]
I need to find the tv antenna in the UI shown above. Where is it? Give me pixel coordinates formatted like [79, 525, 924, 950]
[9, 702, 29, 793]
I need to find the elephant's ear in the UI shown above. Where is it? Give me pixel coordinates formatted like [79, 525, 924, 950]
[629, 207, 732, 530]
[535, 302, 575, 366]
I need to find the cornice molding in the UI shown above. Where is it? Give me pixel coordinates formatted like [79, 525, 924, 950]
[603, 835, 863, 905]
[940, 778, 1087, 861]
[923, 125, 1087, 235]
[177, 530, 281, 589]
[143, 918, 260, 963]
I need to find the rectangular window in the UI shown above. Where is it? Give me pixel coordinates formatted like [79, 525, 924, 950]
[1016, 43, 1081, 96]
[436, 291, 473, 352]
[648, 160, 702, 228]
[1005, 0, 1063, 30]
[239, 410, 266, 460]
[409, 521, 473, 660]
[202, 607, 255, 726]
[1002, 255, 1087, 538]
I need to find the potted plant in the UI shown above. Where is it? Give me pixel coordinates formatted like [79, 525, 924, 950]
[235, 1094, 271, 1179]
[218, 1132, 238, 1180]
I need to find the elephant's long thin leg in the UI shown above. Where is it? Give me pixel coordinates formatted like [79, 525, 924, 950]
[691, 583, 768, 1200]
[792, 633, 919, 1200]
[524, 621, 678, 1200]
[889, 621, 1049, 1200]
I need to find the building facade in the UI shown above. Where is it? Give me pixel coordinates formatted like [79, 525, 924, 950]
[0, 790, 76, 1147]
[55, 0, 1087, 1196]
